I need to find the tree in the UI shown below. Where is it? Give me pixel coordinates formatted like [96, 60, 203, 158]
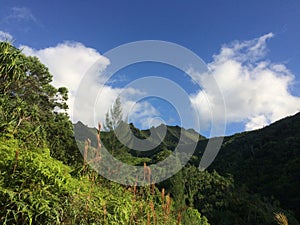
[0, 41, 79, 164]
[104, 96, 123, 131]
[103, 96, 123, 156]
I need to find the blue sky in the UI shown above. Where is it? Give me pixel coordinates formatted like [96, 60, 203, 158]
[1, 0, 300, 136]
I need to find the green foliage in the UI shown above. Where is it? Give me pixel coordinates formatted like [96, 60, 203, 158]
[0, 42, 180, 224]
[0, 137, 181, 224]
[159, 163, 299, 225]
[209, 112, 300, 222]
[1, 41, 299, 225]
[104, 96, 123, 131]
[103, 96, 124, 156]
[0, 137, 70, 224]
[46, 112, 80, 166]
[0, 41, 80, 165]
[75, 112, 300, 225]
[181, 208, 210, 225]
[76, 112, 300, 224]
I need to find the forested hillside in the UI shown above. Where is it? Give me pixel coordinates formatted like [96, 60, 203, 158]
[75, 112, 300, 225]
[1, 41, 299, 225]
[210, 112, 300, 221]
[0, 41, 207, 224]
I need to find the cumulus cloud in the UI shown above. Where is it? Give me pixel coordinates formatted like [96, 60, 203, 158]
[0, 31, 13, 41]
[190, 33, 300, 131]
[5, 31, 299, 133]
[124, 101, 162, 129]
[21, 42, 109, 91]
[20, 41, 158, 128]
[21, 42, 110, 121]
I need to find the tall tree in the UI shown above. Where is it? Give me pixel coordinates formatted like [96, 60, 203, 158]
[103, 96, 123, 156]
[104, 96, 123, 131]
[0, 41, 78, 164]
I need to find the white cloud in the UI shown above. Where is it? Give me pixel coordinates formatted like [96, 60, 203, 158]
[125, 101, 162, 129]
[5, 32, 299, 133]
[190, 33, 300, 132]
[0, 31, 13, 41]
[1, 7, 41, 32]
[21, 42, 111, 122]
[6, 7, 37, 23]
[245, 115, 268, 131]
[213, 33, 274, 64]
[21, 42, 109, 91]
[20, 41, 159, 128]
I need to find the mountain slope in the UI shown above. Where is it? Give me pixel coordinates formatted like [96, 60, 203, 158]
[73, 112, 300, 221]
[209, 112, 300, 220]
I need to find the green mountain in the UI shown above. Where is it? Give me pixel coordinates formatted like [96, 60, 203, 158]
[2, 41, 299, 225]
[74, 112, 300, 223]
[209, 112, 300, 221]
[1, 41, 209, 225]
[74, 121, 206, 158]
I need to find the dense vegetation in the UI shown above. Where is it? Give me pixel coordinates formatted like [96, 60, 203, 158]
[1, 41, 299, 224]
[0, 41, 207, 224]
[209, 112, 300, 222]
[91, 116, 300, 225]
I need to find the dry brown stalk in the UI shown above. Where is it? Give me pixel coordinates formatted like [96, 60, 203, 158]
[166, 194, 171, 213]
[85, 122, 103, 169]
[87, 140, 102, 165]
[177, 211, 182, 225]
[151, 183, 155, 194]
[97, 123, 102, 154]
[142, 162, 152, 185]
[161, 188, 165, 205]
[147, 166, 151, 185]
[103, 202, 107, 224]
[164, 193, 171, 222]
[147, 212, 150, 225]
[133, 181, 137, 196]
[150, 201, 156, 225]
[130, 180, 138, 225]
[143, 162, 147, 181]
[274, 212, 289, 225]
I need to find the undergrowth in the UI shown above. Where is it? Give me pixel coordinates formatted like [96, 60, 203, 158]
[0, 137, 208, 224]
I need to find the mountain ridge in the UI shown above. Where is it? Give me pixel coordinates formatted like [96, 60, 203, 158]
[73, 112, 300, 220]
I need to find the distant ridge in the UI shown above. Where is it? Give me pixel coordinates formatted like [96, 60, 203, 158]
[73, 112, 300, 220]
